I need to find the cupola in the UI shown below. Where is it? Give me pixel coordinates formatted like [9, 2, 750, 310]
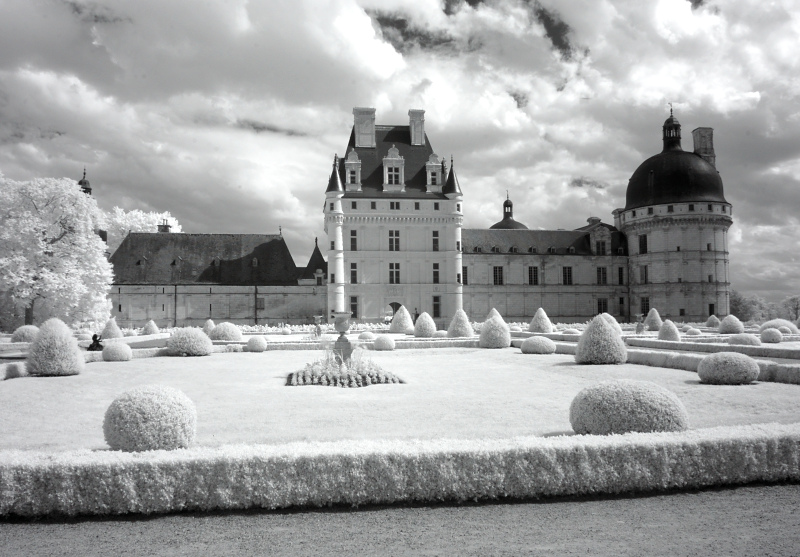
[78, 168, 91, 195]
[489, 193, 528, 230]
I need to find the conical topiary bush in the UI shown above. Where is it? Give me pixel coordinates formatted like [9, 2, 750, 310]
[27, 318, 85, 376]
[486, 308, 504, 323]
[479, 315, 511, 348]
[575, 314, 627, 365]
[102, 317, 124, 339]
[414, 312, 437, 338]
[389, 306, 414, 334]
[141, 320, 160, 335]
[643, 308, 663, 331]
[719, 314, 744, 334]
[600, 313, 623, 336]
[705, 315, 720, 328]
[447, 309, 474, 337]
[202, 319, 215, 336]
[528, 308, 553, 333]
[658, 319, 681, 341]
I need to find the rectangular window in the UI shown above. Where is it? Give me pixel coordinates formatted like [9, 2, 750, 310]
[351, 201, 357, 209]
[415, 202, 420, 210]
[433, 296, 441, 318]
[431, 173, 437, 185]
[162, 304, 165, 311]
[330, 241, 335, 250]
[689, 204, 695, 211]
[256, 298, 265, 310]
[389, 230, 400, 251]
[457, 203, 461, 212]
[390, 201, 400, 210]
[722, 206, 726, 213]
[708, 274, 713, 283]
[371, 201, 376, 210]
[462, 266, 468, 286]
[389, 263, 400, 284]
[388, 167, 400, 185]
[678, 277, 682, 283]
[707, 243, 712, 251]
[350, 230, 357, 251]
[350, 296, 358, 319]
[618, 267, 624, 285]
[433, 263, 440, 284]
[708, 204, 713, 211]
[350, 263, 357, 284]
[679, 308, 685, 316]
[597, 298, 608, 314]
[457, 273, 462, 284]
[641, 297, 650, 315]
[118, 304, 122, 313]
[528, 266, 539, 285]
[677, 246, 681, 251]
[648, 207, 654, 215]
[596, 241, 607, 255]
[432, 231, 439, 252]
[493, 266, 504, 285]
[316, 276, 322, 286]
[329, 203, 334, 211]
[562, 266, 573, 285]
[619, 297, 625, 313]
[597, 267, 607, 285]
[709, 303, 715, 316]
[667, 205, 674, 212]
[434, 202, 440, 210]
[639, 234, 648, 254]
[640, 265, 649, 284]
[330, 273, 335, 284]
[349, 170, 356, 184]
[456, 240, 461, 251]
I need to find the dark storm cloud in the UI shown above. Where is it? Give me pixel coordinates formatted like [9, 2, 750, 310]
[526, 1, 575, 60]
[443, 0, 487, 16]
[62, 0, 128, 24]
[236, 120, 307, 137]
[369, 12, 457, 53]
[509, 90, 529, 109]
[569, 177, 607, 190]
[687, 0, 707, 9]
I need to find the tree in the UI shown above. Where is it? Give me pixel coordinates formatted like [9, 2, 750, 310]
[729, 290, 772, 322]
[782, 295, 800, 321]
[0, 174, 113, 328]
[102, 206, 182, 255]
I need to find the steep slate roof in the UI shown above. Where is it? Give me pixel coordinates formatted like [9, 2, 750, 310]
[299, 240, 328, 280]
[340, 125, 447, 199]
[462, 224, 626, 255]
[110, 233, 299, 285]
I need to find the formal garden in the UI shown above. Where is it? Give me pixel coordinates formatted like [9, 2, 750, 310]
[1, 307, 800, 517]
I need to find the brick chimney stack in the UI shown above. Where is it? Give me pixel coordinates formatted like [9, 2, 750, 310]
[353, 107, 376, 148]
[692, 127, 716, 168]
[409, 109, 425, 146]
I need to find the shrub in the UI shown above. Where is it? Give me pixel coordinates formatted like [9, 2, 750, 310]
[562, 328, 581, 335]
[433, 330, 448, 338]
[686, 328, 702, 336]
[658, 320, 681, 341]
[778, 326, 793, 335]
[727, 333, 761, 346]
[520, 336, 556, 354]
[122, 328, 138, 337]
[761, 328, 782, 344]
[510, 325, 522, 332]
[414, 312, 437, 338]
[643, 308, 663, 331]
[225, 344, 243, 352]
[373, 335, 396, 351]
[759, 319, 799, 334]
[486, 308, 504, 323]
[102, 342, 133, 362]
[281, 327, 292, 335]
[141, 320, 160, 335]
[202, 319, 216, 336]
[26, 318, 84, 376]
[358, 331, 376, 340]
[167, 327, 213, 356]
[247, 336, 268, 352]
[479, 316, 511, 348]
[697, 352, 760, 385]
[528, 308, 553, 333]
[718, 315, 744, 334]
[209, 322, 243, 341]
[569, 380, 689, 435]
[101, 317, 124, 339]
[11, 325, 39, 343]
[447, 309, 474, 338]
[600, 313, 623, 336]
[389, 306, 414, 334]
[706, 315, 721, 328]
[77, 333, 93, 341]
[103, 385, 196, 451]
[5, 362, 27, 380]
[681, 324, 692, 332]
[575, 315, 627, 365]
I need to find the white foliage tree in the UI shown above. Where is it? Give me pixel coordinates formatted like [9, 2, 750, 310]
[0, 174, 113, 328]
[102, 206, 182, 255]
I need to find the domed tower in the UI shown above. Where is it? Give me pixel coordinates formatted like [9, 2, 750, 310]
[613, 110, 732, 321]
[78, 168, 91, 195]
[489, 194, 528, 230]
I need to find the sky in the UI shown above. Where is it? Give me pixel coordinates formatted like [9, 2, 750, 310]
[1, 0, 799, 302]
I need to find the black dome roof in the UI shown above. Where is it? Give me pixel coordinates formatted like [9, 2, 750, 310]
[489, 217, 528, 230]
[625, 149, 726, 211]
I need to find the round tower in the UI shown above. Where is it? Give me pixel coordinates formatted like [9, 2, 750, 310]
[615, 110, 732, 321]
[443, 156, 464, 313]
[324, 154, 346, 318]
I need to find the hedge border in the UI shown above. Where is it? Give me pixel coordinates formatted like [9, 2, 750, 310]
[626, 338, 800, 359]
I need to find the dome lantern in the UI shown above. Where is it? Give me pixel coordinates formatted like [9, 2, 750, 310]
[662, 106, 682, 152]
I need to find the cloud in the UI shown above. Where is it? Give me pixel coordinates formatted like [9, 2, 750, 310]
[235, 120, 307, 137]
[569, 177, 607, 189]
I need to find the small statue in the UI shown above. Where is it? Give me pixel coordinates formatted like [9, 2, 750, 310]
[635, 314, 645, 335]
[87, 334, 104, 351]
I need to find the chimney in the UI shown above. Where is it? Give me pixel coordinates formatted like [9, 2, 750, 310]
[353, 107, 376, 148]
[408, 109, 425, 146]
[157, 219, 172, 233]
[692, 127, 716, 168]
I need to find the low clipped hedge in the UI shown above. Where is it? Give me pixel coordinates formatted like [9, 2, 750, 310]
[167, 328, 213, 356]
[569, 380, 689, 435]
[728, 333, 761, 346]
[520, 336, 556, 354]
[287, 369, 403, 387]
[759, 319, 799, 335]
[761, 328, 783, 344]
[697, 352, 760, 385]
[102, 342, 133, 362]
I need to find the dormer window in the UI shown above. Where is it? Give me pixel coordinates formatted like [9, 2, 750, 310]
[509, 246, 518, 253]
[388, 167, 400, 184]
[383, 145, 405, 192]
[529, 246, 537, 253]
[568, 247, 576, 254]
[425, 153, 442, 193]
[491, 246, 500, 253]
[431, 173, 437, 185]
[474, 246, 482, 253]
[344, 149, 362, 192]
[548, 247, 556, 254]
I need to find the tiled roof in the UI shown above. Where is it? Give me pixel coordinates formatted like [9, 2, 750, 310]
[299, 241, 328, 280]
[340, 125, 447, 199]
[110, 233, 299, 285]
[462, 224, 627, 255]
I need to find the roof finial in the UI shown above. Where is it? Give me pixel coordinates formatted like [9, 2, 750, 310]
[506, 190, 509, 200]
[333, 154, 338, 169]
[315, 236, 318, 246]
[279, 225, 282, 236]
[450, 154, 454, 167]
[669, 102, 673, 117]
[83, 167, 86, 180]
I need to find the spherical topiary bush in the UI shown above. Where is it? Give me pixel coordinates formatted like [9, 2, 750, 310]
[103, 385, 196, 452]
[27, 318, 84, 376]
[373, 335, 396, 351]
[569, 380, 689, 435]
[706, 314, 721, 328]
[103, 342, 133, 362]
[697, 352, 760, 385]
[247, 335, 268, 352]
[358, 331, 376, 340]
[644, 308, 663, 331]
[658, 320, 681, 341]
[575, 315, 627, 365]
[600, 313, 623, 336]
[510, 325, 522, 332]
[562, 328, 581, 335]
[202, 319, 216, 336]
[778, 326, 793, 335]
[141, 320, 160, 335]
[389, 306, 414, 334]
[281, 327, 292, 335]
[520, 336, 556, 354]
[761, 328, 783, 344]
[447, 309, 474, 338]
[681, 324, 692, 332]
[686, 328, 702, 336]
[433, 330, 448, 338]
[759, 319, 799, 334]
[11, 325, 39, 343]
[209, 322, 243, 341]
[168, 327, 213, 356]
[718, 315, 744, 334]
[102, 317, 124, 339]
[528, 308, 553, 333]
[728, 333, 761, 346]
[479, 315, 511, 348]
[414, 312, 437, 338]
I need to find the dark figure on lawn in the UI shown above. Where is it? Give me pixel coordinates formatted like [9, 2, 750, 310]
[414, 308, 419, 323]
[87, 334, 104, 351]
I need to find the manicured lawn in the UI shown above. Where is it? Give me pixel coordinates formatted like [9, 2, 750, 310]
[2, 347, 800, 452]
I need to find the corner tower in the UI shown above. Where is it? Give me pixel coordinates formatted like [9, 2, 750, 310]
[614, 110, 732, 321]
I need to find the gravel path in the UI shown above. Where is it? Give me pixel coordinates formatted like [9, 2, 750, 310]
[2, 483, 799, 556]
